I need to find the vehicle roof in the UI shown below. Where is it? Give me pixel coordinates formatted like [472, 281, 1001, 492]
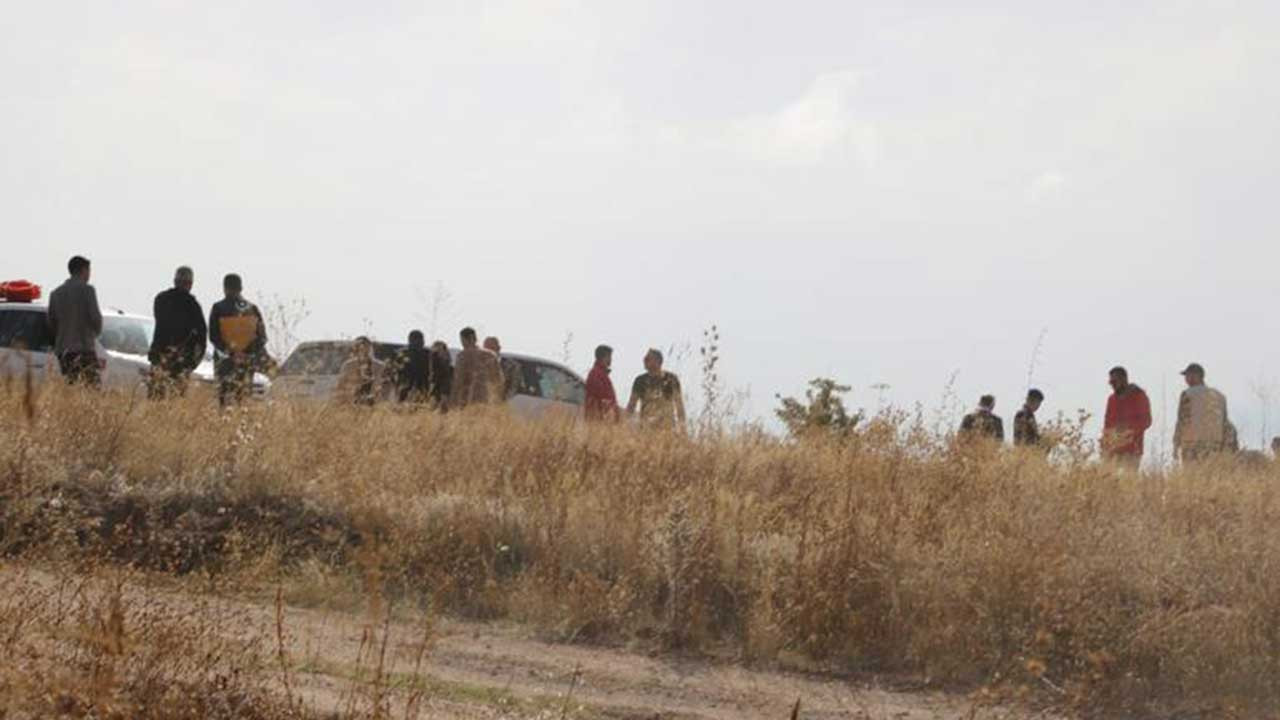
[0, 302, 148, 321]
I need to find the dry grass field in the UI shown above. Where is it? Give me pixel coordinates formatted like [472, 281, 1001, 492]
[3, 377, 1279, 718]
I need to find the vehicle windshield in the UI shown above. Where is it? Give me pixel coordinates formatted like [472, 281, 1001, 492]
[100, 316, 155, 356]
[279, 345, 349, 376]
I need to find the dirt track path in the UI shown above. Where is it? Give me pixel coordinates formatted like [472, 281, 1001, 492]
[266, 592, 1050, 719]
[9, 566, 1045, 719]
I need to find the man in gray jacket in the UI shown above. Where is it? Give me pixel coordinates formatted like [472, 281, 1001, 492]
[46, 255, 104, 387]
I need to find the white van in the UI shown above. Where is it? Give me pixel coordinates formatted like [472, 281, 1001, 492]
[0, 298, 267, 395]
[0, 299, 154, 390]
[271, 340, 585, 420]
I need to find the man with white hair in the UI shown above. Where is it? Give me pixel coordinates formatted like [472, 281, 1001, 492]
[148, 265, 207, 398]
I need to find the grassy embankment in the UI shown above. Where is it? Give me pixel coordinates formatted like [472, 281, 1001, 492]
[3, 379, 1279, 717]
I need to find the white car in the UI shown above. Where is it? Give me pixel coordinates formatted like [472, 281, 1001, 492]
[0, 297, 266, 394]
[271, 340, 586, 420]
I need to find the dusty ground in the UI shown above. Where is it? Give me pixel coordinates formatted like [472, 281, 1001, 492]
[9, 564, 1051, 719]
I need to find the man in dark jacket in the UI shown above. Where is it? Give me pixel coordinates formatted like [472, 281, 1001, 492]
[208, 273, 268, 407]
[393, 330, 436, 405]
[1013, 389, 1045, 449]
[959, 395, 1004, 443]
[148, 266, 207, 398]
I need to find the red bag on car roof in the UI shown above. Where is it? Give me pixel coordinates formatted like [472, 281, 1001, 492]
[0, 280, 42, 302]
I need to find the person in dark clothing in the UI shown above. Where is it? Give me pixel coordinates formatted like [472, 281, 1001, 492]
[208, 273, 269, 407]
[393, 330, 435, 405]
[430, 340, 454, 411]
[147, 266, 207, 398]
[46, 255, 103, 387]
[1013, 389, 1045, 449]
[959, 395, 1004, 442]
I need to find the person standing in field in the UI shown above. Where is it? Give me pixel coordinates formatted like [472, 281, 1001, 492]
[626, 349, 686, 430]
[451, 327, 504, 410]
[484, 336, 521, 400]
[209, 273, 268, 407]
[147, 266, 207, 398]
[46, 255, 104, 387]
[336, 336, 385, 406]
[1013, 389, 1045, 449]
[430, 340, 454, 411]
[1173, 362, 1230, 463]
[959, 395, 1004, 442]
[1102, 366, 1152, 466]
[393, 330, 434, 405]
[584, 344, 620, 423]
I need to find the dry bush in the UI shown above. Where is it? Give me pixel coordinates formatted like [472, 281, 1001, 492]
[4, 380, 1280, 715]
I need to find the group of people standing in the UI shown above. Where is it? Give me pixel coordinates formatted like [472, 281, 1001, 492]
[41, 255, 1260, 456]
[335, 329, 688, 430]
[333, 327, 516, 411]
[958, 363, 1242, 465]
[46, 257, 272, 405]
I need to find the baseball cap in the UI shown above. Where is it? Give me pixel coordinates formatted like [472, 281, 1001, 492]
[1180, 362, 1205, 376]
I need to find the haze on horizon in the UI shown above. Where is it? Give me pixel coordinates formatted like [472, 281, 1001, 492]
[6, 1, 1280, 455]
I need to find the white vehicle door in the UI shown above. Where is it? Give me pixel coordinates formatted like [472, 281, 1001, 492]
[97, 315, 155, 391]
[0, 308, 56, 384]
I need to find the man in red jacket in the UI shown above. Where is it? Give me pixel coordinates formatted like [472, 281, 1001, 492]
[1103, 366, 1152, 466]
[584, 344, 620, 423]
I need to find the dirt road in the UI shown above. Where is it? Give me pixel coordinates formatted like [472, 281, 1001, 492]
[258, 588, 1047, 719]
[8, 566, 1044, 719]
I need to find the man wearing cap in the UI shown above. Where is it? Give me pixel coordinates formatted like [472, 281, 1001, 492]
[1173, 363, 1230, 463]
[1102, 366, 1152, 467]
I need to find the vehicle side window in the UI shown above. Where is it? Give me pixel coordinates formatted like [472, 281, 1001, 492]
[502, 358, 533, 396]
[0, 311, 53, 352]
[373, 344, 404, 364]
[528, 363, 585, 405]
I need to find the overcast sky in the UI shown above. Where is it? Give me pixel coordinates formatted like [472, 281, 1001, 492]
[7, 1, 1280, 452]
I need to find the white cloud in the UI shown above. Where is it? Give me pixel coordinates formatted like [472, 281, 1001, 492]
[728, 70, 880, 168]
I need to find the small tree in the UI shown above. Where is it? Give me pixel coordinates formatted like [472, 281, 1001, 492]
[775, 378, 861, 440]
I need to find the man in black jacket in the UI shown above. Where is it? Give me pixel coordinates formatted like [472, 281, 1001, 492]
[209, 273, 269, 406]
[959, 395, 1005, 443]
[393, 330, 436, 405]
[1013, 389, 1045, 449]
[148, 266, 207, 398]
